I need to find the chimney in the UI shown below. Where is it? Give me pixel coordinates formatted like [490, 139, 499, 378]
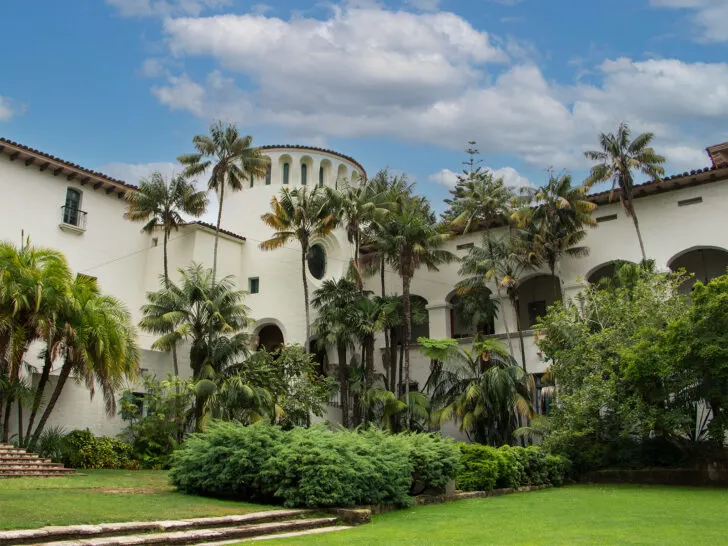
[706, 142, 728, 169]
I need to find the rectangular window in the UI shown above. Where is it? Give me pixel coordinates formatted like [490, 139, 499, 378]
[249, 277, 260, 294]
[62, 187, 86, 228]
[456, 243, 474, 251]
[678, 196, 703, 207]
[319, 166, 324, 187]
[596, 214, 618, 223]
[265, 165, 271, 186]
[249, 174, 254, 188]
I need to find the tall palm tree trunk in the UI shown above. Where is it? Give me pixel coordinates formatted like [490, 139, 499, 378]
[628, 205, 648, 262]
[2, 342, 26, 443]
[212, 183, 225, 282]
[402, 275, 412, 428]
[25, 346, 54, 444]
[163, 229, 180, 377]
[496, 286, 515, 357]
[301, 246, 311, 351]
[337, 343, 349, 428]
[16, 399, 23, 447]
[29, 357, 72, 450]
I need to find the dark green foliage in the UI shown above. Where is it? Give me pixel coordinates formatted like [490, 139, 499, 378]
[35, 425, 68, 462]
[62, 429, 135, 469]
[457, 443, 567, 491]
[170, 421, 461, 508]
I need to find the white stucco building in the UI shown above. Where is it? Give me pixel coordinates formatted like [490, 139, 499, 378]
[1, 136, 727, 436]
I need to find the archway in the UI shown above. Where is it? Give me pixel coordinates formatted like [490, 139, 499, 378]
[517, 275, 562, 329]
[257, 324, 284, 352]
[587, 260, 635, 286]
[410, 295, 430, 342]
[319, 159, 332, 187]
[448, 290, 495, 339]
[300, 155, 314, 186]
[336, 164, 348, 189]
[669, 247, 728, 294]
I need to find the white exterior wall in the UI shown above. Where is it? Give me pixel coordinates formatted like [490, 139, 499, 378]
[2, 141, 727, 438]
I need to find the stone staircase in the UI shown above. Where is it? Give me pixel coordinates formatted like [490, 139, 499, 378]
[0, 510, 350, 545]
[0, 443, 75, 478]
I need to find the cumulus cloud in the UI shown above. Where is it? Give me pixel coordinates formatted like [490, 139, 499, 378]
[651, 0, 728, 42]
[148, 5, 725, 172]
[429, 166, 530, 188]
[0, 96, 24, 122]
[405, 0, 440, 10]
[105, 0, 231, 18]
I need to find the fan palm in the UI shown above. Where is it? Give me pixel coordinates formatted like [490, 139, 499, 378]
[375, 196, 456, 415]
[260, 186, 338, 346]
[29, 275, 139, 448]
[584, 122, 665, 261]
[178, 121, 269, 280]
[423, 337, 533, 445]
[0, 240, 72, 443]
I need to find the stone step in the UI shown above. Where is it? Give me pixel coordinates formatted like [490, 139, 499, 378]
[0, 469, 75, 478]
[0, 510, 312, 545]
[34, 519, 340, 546]
[0, 465, 70, 472]
[202, 525, 351, 544]
[0, 457, 55, 464]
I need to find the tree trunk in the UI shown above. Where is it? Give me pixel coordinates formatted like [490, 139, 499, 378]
[380, 256, 386, 296]
[511, 295, 528, 371]
[163, 229, 180, 377]
[29, 357, 72, 450]
[301, 245, 311, 351]
[402, 275, 412, 429]
[25, 344, 55, 444]
[17, 399, 23, 447]
[630, 207, 648, 262]
[364, 335, 374, 391]
[398, 333, 404, 396]
[388, 328, 397, 393]
[212, 183, 225, 282]
[496, 286, 515, 357]
[337, 343, 349, 428]
[3, 339, 28, 442]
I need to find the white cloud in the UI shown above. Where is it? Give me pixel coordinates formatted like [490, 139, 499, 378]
[429, 168, 458, 187]
[250, 3, 272, 15]
[651, 0, 728, 42]
[429, 166, 530, 188]
[149, 5, 726, 173]
[105, 0, 231, 18]
[0, 96, 24, 122]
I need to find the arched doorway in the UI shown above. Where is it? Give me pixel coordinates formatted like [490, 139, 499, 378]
[587, 260, 634, 286]
[517, 275, 562, 329]
[257, 324, 284, 352]
[669, 247, 728, 295]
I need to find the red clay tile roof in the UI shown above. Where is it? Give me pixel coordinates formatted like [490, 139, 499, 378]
[188, 221, 246, 242]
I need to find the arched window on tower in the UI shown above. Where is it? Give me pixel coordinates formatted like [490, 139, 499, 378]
[249, 174, 254, 188]
[319, 166, 324, 187]
[301, 163, 308, 185]
[283, 163, 290, 185]
[265, 164, 271, 185]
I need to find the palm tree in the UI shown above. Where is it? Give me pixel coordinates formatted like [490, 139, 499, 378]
[0, 240, 71, 443]
[312, 278, 359, 428]
[444, 171, 516, 234]
[376, 196, 456, 417]
[515, 172, 596, 294]
[178, 121, 269, 280]
[29, 275, 139, 448]
[458, 234, 536, 370]
[423, 337, 533, 445]
[124, 172, 208, 376]
[140, 264, 252, 431]
[326, 183, 390, 290]
[584, 122, 665, 261]
[260, 186, 338, 346]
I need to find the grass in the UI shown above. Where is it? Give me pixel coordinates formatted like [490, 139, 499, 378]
[0, 470, 272, 530]
[262, 485, 728, 545]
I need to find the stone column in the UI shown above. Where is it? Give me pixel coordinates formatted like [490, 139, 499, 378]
[426, 302, 452, 340]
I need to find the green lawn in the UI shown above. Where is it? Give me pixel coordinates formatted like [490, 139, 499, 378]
[0, 470, 271, 530]
[264, 485, 728, 545]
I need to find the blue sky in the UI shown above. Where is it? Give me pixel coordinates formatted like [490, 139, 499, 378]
[1, 0, 727, 214]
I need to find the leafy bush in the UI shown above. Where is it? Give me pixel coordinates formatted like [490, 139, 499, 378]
[457, 443, 568, 491]
[62, 429, 135, 469]
[35, 425, 68, 462]
[170, 421, 460, 508]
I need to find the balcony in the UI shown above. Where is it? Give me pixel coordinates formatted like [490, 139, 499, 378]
[59, 205, 87, 234]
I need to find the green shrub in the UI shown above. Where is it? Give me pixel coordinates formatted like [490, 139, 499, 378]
[170, 422, 460, 508]
[35, 425, 67, 462]
[511, 446, 550, 485]
[545, 454, 570, 486]
[457, 444, 501, 491]
[62, 429, 135, 469]
[495, 445, 524, 488]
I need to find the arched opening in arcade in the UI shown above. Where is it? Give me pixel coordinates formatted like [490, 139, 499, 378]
[669, 247, 728, 295]
[517, 275, 562, 329]
[586, 260, 635, 286]
[447, 289, 496, 339]
[256, 324, 284, 352]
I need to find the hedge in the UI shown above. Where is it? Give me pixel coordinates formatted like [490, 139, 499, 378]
[457, 443, 569, 491]
[62, 429, 136, 469]
[169, 421, 461, 508]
